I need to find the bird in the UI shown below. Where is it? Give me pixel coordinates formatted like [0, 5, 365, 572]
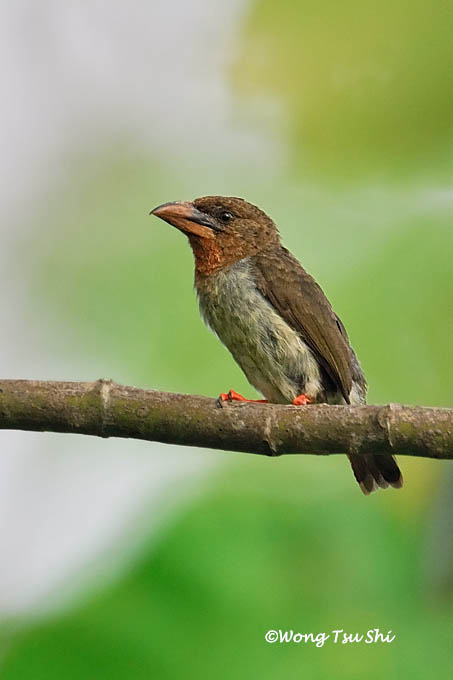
[150, 196, 403, 494]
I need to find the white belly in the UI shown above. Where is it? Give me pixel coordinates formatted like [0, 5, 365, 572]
[196, 258, 323, 404]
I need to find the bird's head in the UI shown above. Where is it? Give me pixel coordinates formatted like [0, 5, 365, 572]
[150, 196, 279, 275]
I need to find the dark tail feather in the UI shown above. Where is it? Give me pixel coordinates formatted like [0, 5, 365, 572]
[348, 454, 403, 495]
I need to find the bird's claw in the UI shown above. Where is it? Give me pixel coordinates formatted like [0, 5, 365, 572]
[216, 390, 268, 407]
[293, 393, 312, 405]
[216, 394, 227, 408]
[217, 390, 242, 407]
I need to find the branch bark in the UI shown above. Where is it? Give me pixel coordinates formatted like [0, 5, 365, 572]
[0, 379, 452, 459]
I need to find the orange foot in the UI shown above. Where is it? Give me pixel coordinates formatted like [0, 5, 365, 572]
[292, 393, 313, 405]
[217, 389, 268, 408]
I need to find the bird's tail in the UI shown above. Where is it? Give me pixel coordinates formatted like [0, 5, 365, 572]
[348, 453, 403, 495]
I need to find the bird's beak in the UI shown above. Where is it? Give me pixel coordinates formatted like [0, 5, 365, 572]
[150, 201, 218, 239]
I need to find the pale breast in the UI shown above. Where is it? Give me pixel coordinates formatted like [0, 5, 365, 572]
[196, 258, 323, 404]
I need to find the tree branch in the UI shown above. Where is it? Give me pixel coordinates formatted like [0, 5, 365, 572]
[0, 379, 452, 459]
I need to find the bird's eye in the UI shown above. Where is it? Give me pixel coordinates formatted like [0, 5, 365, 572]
[219, 211, 234, 223]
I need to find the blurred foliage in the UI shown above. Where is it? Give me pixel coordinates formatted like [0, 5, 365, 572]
[2, 0, 453, 677]
[235, 0, 453, 181]
[1, 458, 452, 680]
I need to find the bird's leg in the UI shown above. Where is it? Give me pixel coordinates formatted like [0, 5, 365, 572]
[217, 389, 268, 407]
[292, 393, 312, 405]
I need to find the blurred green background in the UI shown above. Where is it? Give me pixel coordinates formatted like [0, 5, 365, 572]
[1, 1, 453, 678]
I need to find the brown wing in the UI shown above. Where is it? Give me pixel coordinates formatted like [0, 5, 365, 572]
[253, 247, 353, 403]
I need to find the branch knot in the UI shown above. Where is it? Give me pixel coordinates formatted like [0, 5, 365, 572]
[96, 378, 113, 438]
